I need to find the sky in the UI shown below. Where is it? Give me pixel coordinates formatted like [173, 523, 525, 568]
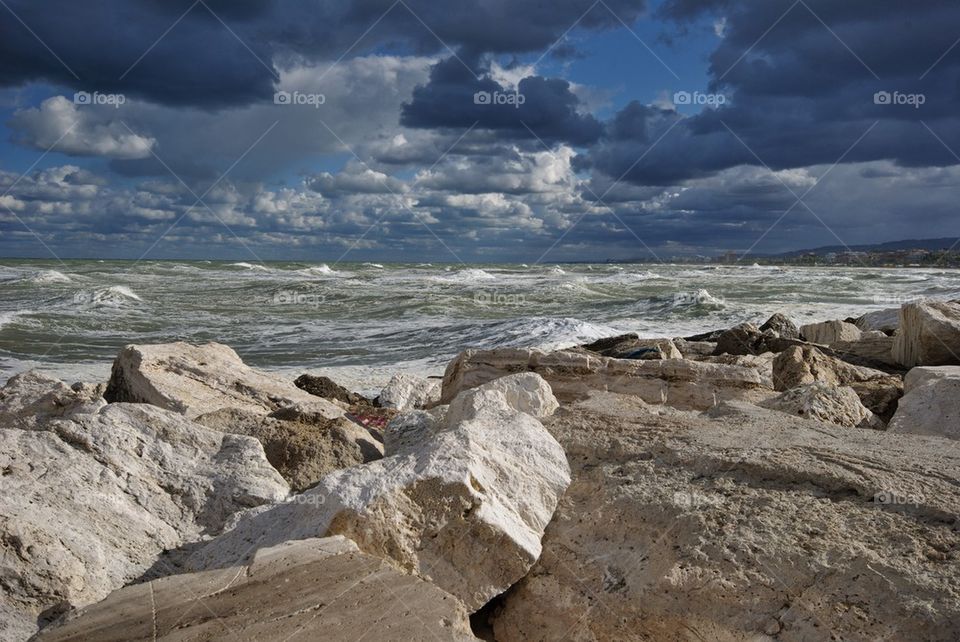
[0, 0, 958, 263]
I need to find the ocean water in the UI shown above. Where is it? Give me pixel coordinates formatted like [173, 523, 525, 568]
[1, 259, 957, 392]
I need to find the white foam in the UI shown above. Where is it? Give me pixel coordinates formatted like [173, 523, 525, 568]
[0, 311, 21, 330]
[28, 270, 72, 284]
[363, 263, 385, 269]
[432, 268, 497, 283]
[231, 262, 270, 271]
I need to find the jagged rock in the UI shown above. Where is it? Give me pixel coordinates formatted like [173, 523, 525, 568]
[581, 334, 682, 359]
[294, 373, 365, 405]
[703, 353, 775, 389]
[713, 322, 766, 356]
[0, 371, 105, 429]
[759, 312, 800, 339]
[196, 407, 383, 492]
[186, 374, 570, 611]
[104, 342, 343, 420]
[800, 320, 862, 345]
[893, 301, 960, 367]
[888, 366, 960, 439]
[760, 382, 883, 428]
[448, 372, 558, 421]
[856, 307, 901, 333]
[490, 392, 960, 641]
[33, 536, 477, 642]
[376, 372, 441, 411]
[440, 347, 773, 411]
[772, 345, 903, 421]
[0, 403, 288, 641]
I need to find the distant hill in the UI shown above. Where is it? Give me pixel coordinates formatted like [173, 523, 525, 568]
[772, 237, 960, 258]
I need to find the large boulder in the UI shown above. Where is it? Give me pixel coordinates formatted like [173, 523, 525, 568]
[893, 301, 960, 367]
[0, 371, 105, 429]
[800, 320, 862, 346]
[760, 382, 883, 429]
[772, 345, 903, 421]
[34, 536, 478, 642]
[831, 334, 897, 366]
[196, 407, 383, 492]
[186, 374, 571, 611]
[104, 342, 343, 420]
[0, 403, 288, 641]
[376, 372, 441, 411]
[581, 334, 682, 360]
[888, 366, 960, 439]
[489, 392, 960, 641]
[440, 348, 773, 411]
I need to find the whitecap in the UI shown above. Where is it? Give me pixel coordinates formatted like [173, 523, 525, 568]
[231, 262, 270, 271]
[81, 286, 143, 306]
[431, 268, 496, 283]
[363, 263, 385, 269]
[0, 311, 22, 330]
[27, 270, 72, 284]
[298, 264, 344, 277]
[548, 266, 566, 275]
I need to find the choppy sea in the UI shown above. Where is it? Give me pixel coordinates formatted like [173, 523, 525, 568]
[1, 260, 957, 393]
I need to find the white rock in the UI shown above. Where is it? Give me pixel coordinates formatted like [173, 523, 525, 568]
[448, 373, 558, 422]
[0, 371, 105, 429]
[377, 372, 441, 411]
[104, 342, 343, 420]
[441, 348, 772, 411]
[892, 301, 960, 367]
[799, 320, 862, 346]
[760, 382, 883, 429]
[33, 536, 478, 642]
[187, 384, 571, 611]
[888, 366, 960, 439]
[0, 403, 288, 641]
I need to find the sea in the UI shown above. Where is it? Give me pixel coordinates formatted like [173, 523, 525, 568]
[1, 259, 958, 394]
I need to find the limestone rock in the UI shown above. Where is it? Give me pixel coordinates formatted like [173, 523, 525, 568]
[0, 403, 288, 641]
[440, 347, 772, 411]
[672, 338, 716, 359]
[490, 392, 960, 641]
[759, 312, 800, 340]
[448, 372, 558, 421]
[800, 320, 862, 345]
[196, 407, 383, 492]
[186, 376, 571, 611]
[581, 334, 682, 359]
[855, 307, 901, 333]
[104, 342, 343, 420]
[294, 373, 365, 405]
[888, 366, 960, 439]
[33, 536, 477, 642]
[0, 371, 105, 429]
[832, 334, 896, 366]
[893, 301, 960, 367]
[760, 382, 883, 428]
[377, 372, 441, 411]
[772, 345, 903, 421]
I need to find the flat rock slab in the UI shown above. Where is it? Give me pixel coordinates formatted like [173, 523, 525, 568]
[491, 393, 960, 641]
[33, 537, 477, 641]
[104, 342, 343, 420]
[441, 347, 772, 411]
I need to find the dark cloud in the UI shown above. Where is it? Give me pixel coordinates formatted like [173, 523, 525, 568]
[401, 55, 603, 145]
[0, 0, 648, 109]
[584, 0, 960, 187]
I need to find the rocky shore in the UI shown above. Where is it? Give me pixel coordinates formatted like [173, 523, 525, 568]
[3, 300, 960, 640]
